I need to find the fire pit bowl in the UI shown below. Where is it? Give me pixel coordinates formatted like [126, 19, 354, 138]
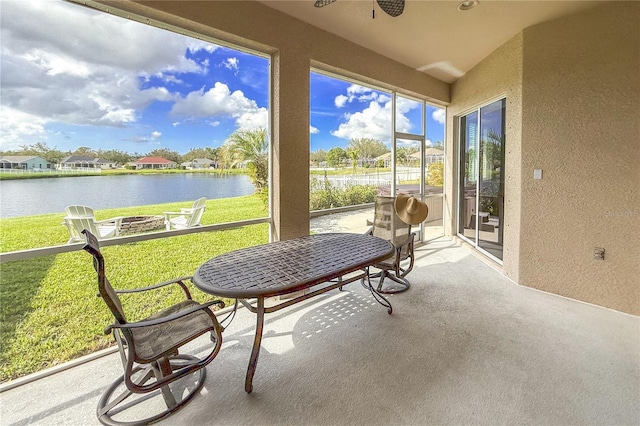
[119, 215, 165, 235]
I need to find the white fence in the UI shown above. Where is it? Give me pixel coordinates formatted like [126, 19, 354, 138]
[312, 168, 422, 189]
[0, 168, 102, 174]
[312, 174, 391, 189]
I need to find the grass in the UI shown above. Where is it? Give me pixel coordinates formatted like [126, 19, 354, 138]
[0, 195, 268, 382]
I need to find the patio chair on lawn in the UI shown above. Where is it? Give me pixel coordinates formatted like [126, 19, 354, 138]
[82, 229, 224, 426]
[63, 205, 123, 244]
[163, 197, 206, 231]
[363, 195, 427, 294]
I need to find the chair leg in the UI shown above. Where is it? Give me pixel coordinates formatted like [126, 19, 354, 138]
[363, 268, 410, 294]
[97, 355, 206, 426]
[376, 270, 410, 294]
[381, 271, 410, 293]
[157, 358, 177, 410]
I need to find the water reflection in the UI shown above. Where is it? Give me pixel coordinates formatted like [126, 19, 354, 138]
[0, 173, 254, 218]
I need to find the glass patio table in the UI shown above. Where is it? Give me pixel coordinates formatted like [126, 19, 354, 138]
[193, 232, 395, 392]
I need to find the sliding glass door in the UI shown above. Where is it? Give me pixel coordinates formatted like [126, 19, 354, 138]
[458, 99, 505, 261]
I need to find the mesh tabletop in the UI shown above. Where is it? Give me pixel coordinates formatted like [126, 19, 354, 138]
[193, 233, 394, 298]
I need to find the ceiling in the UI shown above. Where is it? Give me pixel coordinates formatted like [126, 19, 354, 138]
[258, 0, 606, 83]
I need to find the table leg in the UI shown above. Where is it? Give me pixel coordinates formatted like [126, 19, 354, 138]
[245, 296, 265, 393]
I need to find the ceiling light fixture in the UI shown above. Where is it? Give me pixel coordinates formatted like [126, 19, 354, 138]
[458, 0, 479, 11]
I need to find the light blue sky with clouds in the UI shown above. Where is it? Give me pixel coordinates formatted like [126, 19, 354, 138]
[0, 0, 444, 156]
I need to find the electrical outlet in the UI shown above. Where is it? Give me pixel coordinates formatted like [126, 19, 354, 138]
[594, 247, 605, 260]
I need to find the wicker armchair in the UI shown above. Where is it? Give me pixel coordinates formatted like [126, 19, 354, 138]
[364, 196, 416, 294]
[82, 230, 224, 426]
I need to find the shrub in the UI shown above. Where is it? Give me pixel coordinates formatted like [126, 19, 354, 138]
[310, 177, 377, 210]
[427, 163, 444, 186]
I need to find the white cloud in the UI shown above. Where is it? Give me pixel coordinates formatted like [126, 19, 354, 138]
[189, 43, 220, 54]
[0, 0, 209, 143]
[223, 57, 239, 74]
[330, 95, 416, 142]
[329, 84, 424, 142]
[346, 84, 370, 96]
[235, 108, 269, 131]
[310, 126, 319, 134]
[331, 101, 392, 142]
[163, 75, 184, 85]
[378, 94, 392, 104]
[170, 82, 266, 131]
[170, 82, 258, 118]
[335, 95, 349, 108]
[396, 97, 420, 114]
[335, 84, 381, 108]
[0, 108, 48, 150]
[432, 108, 446, 124]
[129, 131, 163, 143]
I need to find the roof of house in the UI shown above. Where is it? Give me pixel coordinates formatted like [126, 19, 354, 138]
[375, 152, 392, 161]
[61, 156, 111, 163]
[134, 156, 176, 164]
[192, 158, 214, 164]
[0, 155, 45, 162]
[410, 148, 444, 159]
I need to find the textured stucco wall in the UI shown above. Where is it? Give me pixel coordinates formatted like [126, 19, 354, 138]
[520, 3, 640, 315]
[98, 0, 449, 241]
[448, 2, 639, 315]
[448, 34, 524, 283]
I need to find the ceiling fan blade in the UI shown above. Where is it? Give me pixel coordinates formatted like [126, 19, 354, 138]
[376, 0, 405, 17]
[314, 0, 338, 7]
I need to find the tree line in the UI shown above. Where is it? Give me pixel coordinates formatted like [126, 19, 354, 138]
[2, 132, 443, 191]
[310, 137, 444, 168]
[0, 142, 220, 167]
[1, 128, 270, 193]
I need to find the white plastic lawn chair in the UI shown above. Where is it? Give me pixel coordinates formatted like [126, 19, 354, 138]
[163, 197, 206, 231]
[63, 205, 123, 244]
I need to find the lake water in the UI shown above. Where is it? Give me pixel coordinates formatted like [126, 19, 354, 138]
[0, 174, 255, 218]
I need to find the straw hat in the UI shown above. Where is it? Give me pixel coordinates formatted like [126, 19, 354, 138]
[394, 194, 429, 225]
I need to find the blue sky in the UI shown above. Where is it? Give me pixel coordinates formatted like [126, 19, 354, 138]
[310, 72, 445, 151]
[0, 0, 444, 156]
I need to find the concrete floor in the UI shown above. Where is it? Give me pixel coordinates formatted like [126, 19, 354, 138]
[1, 238, 639, 425]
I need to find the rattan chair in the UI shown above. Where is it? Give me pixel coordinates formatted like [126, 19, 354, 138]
[82, 229, 224, 426]
[364, 196, 416, 294]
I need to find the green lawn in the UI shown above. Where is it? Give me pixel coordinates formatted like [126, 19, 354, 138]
[0, 195, 268, 382]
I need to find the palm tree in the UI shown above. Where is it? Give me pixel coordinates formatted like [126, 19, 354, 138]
[224, 128, 269, 191]
[217, 145, 234, 172]
[347, 149, 359, 174]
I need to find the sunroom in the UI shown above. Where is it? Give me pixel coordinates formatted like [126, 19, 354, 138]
[0, 0, 638, 424]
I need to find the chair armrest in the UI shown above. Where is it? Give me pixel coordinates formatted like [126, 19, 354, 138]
[393, 233, 414, 249]
[95, 216, 124, 226]
[115, 276, 195, 299]
[105, 299, 225, 333]
[163, 211, 189, 222]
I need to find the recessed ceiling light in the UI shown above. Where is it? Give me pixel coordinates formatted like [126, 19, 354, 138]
[458, 0, 479, 11]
